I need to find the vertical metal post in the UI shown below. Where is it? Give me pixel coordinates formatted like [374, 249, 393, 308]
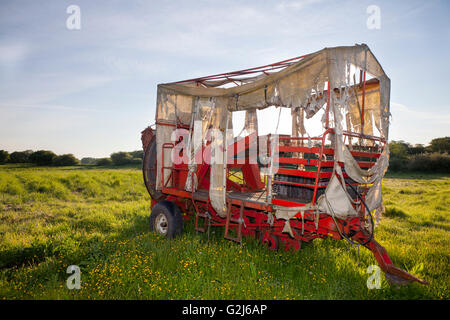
[361, 71, 366, 135]
[315, 81, 332, 204]
[325, 81, 331, 129]
[266, 135, 274, 204]
[312, 130, 328, 205]
[223, 113, 229, 212]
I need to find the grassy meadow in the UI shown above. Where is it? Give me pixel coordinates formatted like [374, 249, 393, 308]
[0, 165, 448, 299]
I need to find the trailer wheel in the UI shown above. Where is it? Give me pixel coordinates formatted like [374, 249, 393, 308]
[150, 201, 183, 238]
[259, 231, 279, 251]
[143, 135, 165, 201]
[279, 236, 302, 251]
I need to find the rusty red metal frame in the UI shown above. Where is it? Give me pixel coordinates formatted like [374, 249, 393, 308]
[148, 54, 427, 286]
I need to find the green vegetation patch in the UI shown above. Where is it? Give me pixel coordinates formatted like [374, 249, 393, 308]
[0, 166, 448, 300]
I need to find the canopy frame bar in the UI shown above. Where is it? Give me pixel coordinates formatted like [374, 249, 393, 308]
[173, 54, 310, 87]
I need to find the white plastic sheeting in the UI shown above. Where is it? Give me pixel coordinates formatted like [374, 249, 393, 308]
[154, 44, 390, 220]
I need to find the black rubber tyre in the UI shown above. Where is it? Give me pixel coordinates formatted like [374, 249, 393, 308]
[149, 201, 183, 238]
[143, 135, 165, 201]
[259, 230, 280, 251]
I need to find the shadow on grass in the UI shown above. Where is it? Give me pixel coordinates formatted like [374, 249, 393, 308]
[384, 207, 450, 231]
[0, 208, 150, 270]
[385, 171, 449, 180]
[125, 214, 367, 295]
[384, 207, 408, 218]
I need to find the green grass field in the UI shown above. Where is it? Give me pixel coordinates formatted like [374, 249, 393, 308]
[0, 165, 448, 299]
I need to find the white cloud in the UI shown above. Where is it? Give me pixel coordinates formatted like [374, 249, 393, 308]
[0, 73, 117, 108]
[0, 103, 105, 113]
[391, 102, 450, 123]
[90, 1, 333, 62]
[389, 102, 450, 144]
[276, 0, 324, 11]
[0, 42, 30, 67]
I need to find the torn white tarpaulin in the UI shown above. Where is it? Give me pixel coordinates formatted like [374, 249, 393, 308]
[273, 203, 316, 238]
[153, 44, 390, 220]
[317, 165, 359, 219]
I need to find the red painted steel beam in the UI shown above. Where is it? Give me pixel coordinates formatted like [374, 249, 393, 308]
[278, 145, 381, 158]
[274, 157, 376, 168]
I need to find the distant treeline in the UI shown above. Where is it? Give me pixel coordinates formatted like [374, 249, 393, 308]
[1, 137, 448, 172]
[389, 137, 449, 173]
[0, 150, 80, 166]
[80, 151, 144, 166]
[0, 150, 144, 167]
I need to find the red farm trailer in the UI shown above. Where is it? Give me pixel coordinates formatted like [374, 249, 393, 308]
[141, 44, 427, 285]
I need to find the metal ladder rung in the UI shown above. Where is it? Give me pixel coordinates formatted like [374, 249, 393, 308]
[224, 201, 244, 244]
[195, 212, 209, 233]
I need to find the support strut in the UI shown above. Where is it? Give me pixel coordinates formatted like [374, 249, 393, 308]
[353, 230, 428, 285]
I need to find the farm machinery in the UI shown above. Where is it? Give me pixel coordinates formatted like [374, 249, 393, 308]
[141, 44, 427, 285]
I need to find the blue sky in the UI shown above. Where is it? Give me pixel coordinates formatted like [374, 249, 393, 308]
[0, 0, 449, 158]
